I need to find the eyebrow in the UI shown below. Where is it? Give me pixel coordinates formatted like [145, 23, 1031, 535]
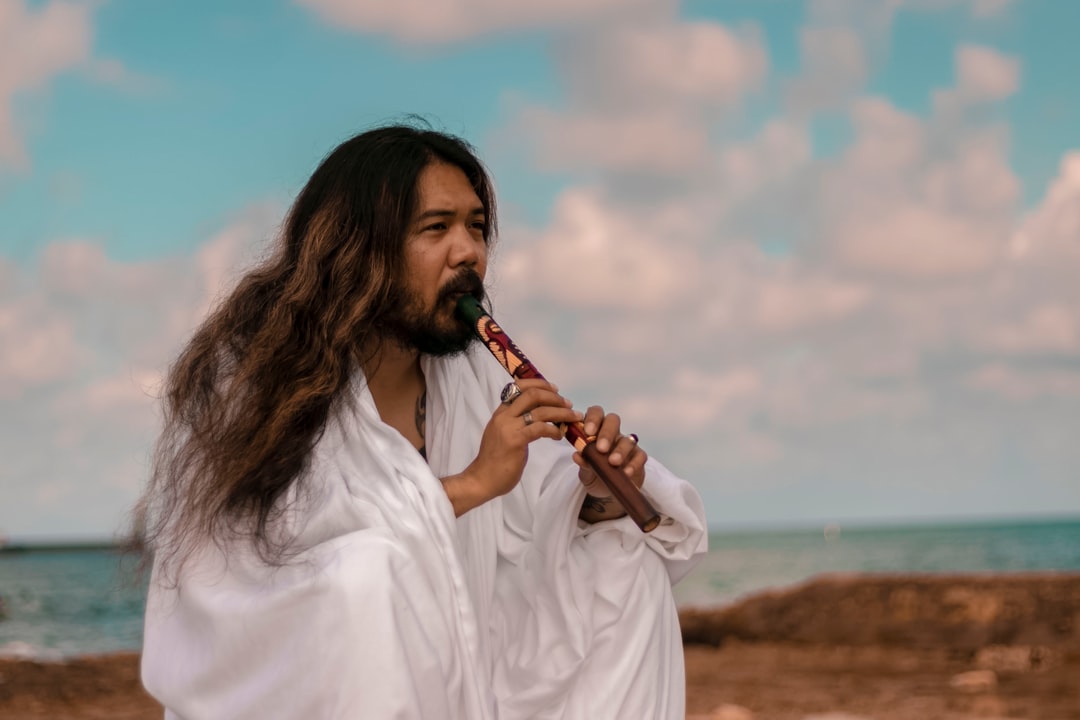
[415, 207, 486, 222]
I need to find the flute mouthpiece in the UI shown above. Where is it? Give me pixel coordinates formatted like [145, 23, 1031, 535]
[455, 294, 487, 325]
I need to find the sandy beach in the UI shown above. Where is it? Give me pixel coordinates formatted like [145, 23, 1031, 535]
[2, 573, 1078, 720]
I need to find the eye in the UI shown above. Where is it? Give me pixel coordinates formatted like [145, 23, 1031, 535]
[424, 222, 448, 232]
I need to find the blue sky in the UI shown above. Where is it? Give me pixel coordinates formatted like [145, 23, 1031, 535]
[2, 0, 1078, 540]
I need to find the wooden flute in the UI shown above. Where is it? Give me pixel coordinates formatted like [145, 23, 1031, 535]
[455, 295, 661, 533]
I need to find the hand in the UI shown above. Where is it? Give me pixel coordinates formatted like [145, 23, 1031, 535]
[442, 379, 583, 517]
[573, 406, 648, 523]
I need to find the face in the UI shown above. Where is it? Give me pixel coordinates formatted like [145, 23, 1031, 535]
[379, 161, 489, 356]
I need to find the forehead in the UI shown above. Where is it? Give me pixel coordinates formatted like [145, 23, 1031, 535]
[414, 161, 483, 212]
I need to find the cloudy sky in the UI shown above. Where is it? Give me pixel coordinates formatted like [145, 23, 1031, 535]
[2, 0, 1078, 541]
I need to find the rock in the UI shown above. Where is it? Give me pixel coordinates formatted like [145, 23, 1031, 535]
[975, 643, 1061, 672]
[709, 703, 754, 720]
[1029, 644, 1062, 670]
[975, 644, 1033, 672]
[967, 694, 1007, 717]
[680, 573, 1080, 651]
[0, 641, 37, 660]
[949, 669, 998, 692]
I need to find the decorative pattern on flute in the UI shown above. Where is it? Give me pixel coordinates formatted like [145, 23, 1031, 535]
[455, 295, 661, 533]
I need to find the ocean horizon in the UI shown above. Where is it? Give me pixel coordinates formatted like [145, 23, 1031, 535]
[2, 515, 1079, 659]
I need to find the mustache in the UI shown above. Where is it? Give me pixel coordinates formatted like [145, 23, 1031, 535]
[436, 269, 486, 307]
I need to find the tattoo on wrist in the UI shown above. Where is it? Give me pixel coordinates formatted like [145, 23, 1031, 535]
[582, 494, 613, 515]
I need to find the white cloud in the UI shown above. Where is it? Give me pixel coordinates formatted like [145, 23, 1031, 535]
[517, 107, 711, 176]
[717, 120, 813, 207]
[1011, 152, 1080, 259]
[787, 1, 1018, 112]
[934, 45, 1020, 119]
[499, 188, 706, 312]
[296, 0, 669, 44]
[0, 300, 78, 395]
[485, 3, 1080, 524]
[955, 45, 1020, 102]
[968, 0, 1015, 18]
[753, 275, 869, 333]
[818, 96, 1018, 279]
[787, 25, 869, 112]
[832, 202, 1001, 277]
[555, 21, 768, 112]
[622, 367, 763, 435]
[980, 305, 1079, 355]
[0, 0, 92, 167]
[507, 18, 768, 177]
[0, 206, 277, 537]
[966, 363, 1080, 401]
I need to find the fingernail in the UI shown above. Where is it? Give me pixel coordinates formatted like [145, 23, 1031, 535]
[597, 438, 609, 452]
[609, 452, 622, 464]
[624, 466, 634, 476]
[584, 422, 596, 435]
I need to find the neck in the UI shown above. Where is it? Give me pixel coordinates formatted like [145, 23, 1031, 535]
[363, 340, 422, 401]
[362, 340, 428, 452]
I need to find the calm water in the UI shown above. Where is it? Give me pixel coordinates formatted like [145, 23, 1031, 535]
[0, 548, 145, 659]
[2, 518, 1079, 658]
[673, 518, 1080, 607]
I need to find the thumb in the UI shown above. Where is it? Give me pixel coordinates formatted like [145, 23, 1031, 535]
[577, 464, 609, 497]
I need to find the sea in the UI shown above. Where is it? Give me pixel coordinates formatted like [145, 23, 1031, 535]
[2, 517, 1079, 659]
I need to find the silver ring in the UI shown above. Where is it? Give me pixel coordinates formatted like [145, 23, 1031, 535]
[522, 410, 534, 426]
[628, 433, 639, 444]
[500, 382, 522, 405]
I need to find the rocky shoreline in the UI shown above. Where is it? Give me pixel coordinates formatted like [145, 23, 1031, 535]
[2, 573, 1078, 719]
[682, 573, 1080, 719]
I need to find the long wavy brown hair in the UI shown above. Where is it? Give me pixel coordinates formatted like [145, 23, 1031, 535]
[133, 124, 496, 580]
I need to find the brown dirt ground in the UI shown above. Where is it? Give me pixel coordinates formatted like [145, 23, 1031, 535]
[684, 642, 1080, 720]
[2, 645, 1077, 720]
[3, 574, 1078, 719]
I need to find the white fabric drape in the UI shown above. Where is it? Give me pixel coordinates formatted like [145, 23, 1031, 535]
[142, 346, 707, 719]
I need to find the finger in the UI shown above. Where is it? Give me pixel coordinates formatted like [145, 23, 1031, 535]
[594, 411, 621, 453]
[577, 463, 596, 484]
[607, 434, 639, 466]
[582, 406, 604, 438]
[519, 405, 582, 427]
[513, 378, 559, 393]
[577, 464, 610, 497]
[621, 448, 648, 486]
[506, 387, 574, 414]
[521, 418, 571, 443]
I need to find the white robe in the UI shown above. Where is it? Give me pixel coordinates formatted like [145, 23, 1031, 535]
[142, 346, 708, 719]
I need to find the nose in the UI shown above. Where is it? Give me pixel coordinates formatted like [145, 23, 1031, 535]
[448, 223, 484, 269]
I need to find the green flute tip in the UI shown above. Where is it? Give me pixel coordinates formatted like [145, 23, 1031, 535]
[455, 294, 487, 324]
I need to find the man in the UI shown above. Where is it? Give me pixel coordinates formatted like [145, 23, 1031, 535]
[138, 124, 707, 719]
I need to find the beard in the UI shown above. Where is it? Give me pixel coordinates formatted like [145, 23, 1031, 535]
[376, 268, 486, 357]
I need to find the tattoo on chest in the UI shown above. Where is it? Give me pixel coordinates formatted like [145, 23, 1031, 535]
[415, 389, 427, 459]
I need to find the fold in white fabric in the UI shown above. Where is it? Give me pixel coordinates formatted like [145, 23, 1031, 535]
[142, 346, 708, 719]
